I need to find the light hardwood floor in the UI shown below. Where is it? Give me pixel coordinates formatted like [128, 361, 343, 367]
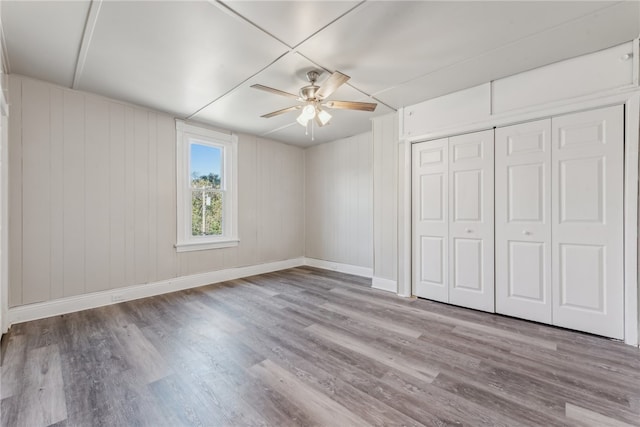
[1, 267, 639, 426]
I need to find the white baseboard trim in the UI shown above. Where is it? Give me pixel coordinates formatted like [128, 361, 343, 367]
[7, 257, 305, 328]
[303, 257, 373, 278]
[372, 276, 398, 293]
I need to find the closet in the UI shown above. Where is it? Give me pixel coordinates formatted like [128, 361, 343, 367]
[412, 105, 625, 339]
[412, 129, 494, 312]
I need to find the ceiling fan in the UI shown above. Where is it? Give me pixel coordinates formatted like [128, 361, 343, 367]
[251, 70, 377, 137]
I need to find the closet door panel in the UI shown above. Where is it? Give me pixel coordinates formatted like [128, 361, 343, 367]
[452, 238, 483, 291]
[448, 130, 494, 312]
[495, 119, 552, 323]
[552, 105, 624, 339]
[412, 138, 448, 302]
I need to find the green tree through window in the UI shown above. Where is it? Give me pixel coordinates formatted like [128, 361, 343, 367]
[191, 172, 223, 236]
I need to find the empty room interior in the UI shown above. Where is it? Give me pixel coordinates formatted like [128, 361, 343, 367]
[1, 1, 640, 426]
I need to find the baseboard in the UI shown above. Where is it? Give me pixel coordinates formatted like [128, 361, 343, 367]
[303, 257, 373, 278]
[7, 257, 305, 328]
[372, 276, 398, 293]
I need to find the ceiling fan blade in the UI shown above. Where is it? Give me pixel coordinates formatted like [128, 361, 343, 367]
[260, 105, 301, 118]
[316, 71, 350, 99]
[251, 84, 299, 100]
[324, 100, 377, 112]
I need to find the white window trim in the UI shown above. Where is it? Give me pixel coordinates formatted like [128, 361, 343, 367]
[176, 120, 238, 252]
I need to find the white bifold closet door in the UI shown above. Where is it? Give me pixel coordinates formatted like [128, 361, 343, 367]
[412, 138, 448, 302]
[551, 105, 624, 339]
[448, 130, 494, 312]
[495, 119, 552, 323]
[495, 106, 624, 339]
[412, 130, 494, 312]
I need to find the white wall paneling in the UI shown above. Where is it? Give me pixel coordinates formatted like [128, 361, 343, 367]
[495, 119, 552, 323]
[49, 82, 63, 300]
[372, 114, 398, 292]
[403, 84, 490, 139]
[62, 89, 85, 298]
[0, 83, 8, 332]
[304, 132, 373, 270]
[7, 74, 304, 309]
[85, 96, 110, 293]
[21, 79, 51, 303]
[7, 76, 21, 308]
[551, 106, 624, 339]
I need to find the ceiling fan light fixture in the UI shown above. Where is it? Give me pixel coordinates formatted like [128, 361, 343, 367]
[252, 70, 376, 137]
[297, 104, 316, 127]
[316, 108, 332, 126]
[296, 114, 309, 127]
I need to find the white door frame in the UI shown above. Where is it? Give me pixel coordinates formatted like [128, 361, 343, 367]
[398, 89, 640, 346]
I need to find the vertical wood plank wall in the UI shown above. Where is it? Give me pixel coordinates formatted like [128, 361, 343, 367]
[372, 114, 398, 283]
[304, 133, 373, 269]
[8, 75, 304, 307]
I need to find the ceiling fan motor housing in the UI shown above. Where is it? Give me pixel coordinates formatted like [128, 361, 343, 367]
[299, 70, 322, 101]
[299, 85, 319, 101]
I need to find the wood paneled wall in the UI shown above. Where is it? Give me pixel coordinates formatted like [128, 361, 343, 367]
[372, 114, 398, 283]
[304, 132, 372, 269]
[8, 75, 304, 307]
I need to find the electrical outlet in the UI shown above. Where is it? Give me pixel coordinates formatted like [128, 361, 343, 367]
[111, 294, 125, 303]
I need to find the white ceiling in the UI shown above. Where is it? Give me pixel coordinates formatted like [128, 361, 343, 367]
[2, 1, 639, 146]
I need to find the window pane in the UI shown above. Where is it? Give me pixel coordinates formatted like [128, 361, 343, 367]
[191, 191, 223, 236]
[190, 143, 222, 189]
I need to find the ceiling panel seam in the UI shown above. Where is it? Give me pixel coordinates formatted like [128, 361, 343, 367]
[213, 0, 367, 51]
[190, 0, 374, 121]
[72, 0, 103, 89]
[210, 0, 291, 48]
[288, 1, 367, 50]
[186, 50, 290, 120]
[372, 0, 629, 100]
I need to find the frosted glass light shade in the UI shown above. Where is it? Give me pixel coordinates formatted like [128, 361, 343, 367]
[297, 104, 316, 127]
[316, 108, 332, 125]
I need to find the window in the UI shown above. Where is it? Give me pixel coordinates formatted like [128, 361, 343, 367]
[176, 121, 238, 251]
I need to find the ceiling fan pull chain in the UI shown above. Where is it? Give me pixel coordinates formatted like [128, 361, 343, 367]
[312, 118, 315, 141]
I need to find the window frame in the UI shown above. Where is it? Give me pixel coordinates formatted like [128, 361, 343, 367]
[176, 120, 238, 252]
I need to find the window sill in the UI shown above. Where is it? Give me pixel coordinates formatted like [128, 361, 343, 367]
[175, 238, 239, 252]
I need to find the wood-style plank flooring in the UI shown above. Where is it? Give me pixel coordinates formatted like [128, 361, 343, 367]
[2, 267, 639, 426]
